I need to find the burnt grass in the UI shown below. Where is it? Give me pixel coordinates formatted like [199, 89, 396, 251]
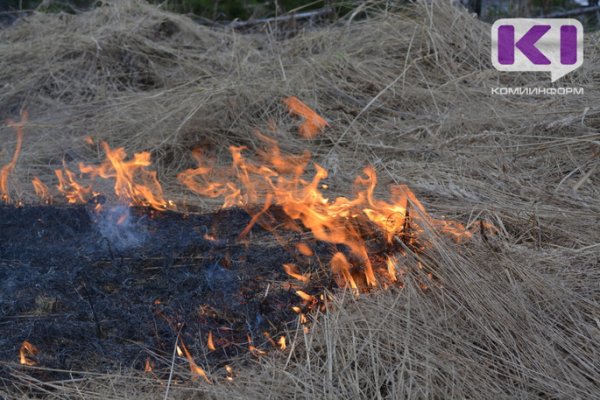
[0, 203, 357, 381]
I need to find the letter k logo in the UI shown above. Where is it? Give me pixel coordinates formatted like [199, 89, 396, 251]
[491, 18, 584, 82]
[498, 25, 551, 65]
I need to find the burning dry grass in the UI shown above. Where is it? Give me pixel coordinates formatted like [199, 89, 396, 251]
[0, 0, 599, 399]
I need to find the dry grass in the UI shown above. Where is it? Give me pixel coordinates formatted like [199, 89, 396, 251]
[0, 0, 599, 398]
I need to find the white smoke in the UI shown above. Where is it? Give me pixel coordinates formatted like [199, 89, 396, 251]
[92, 204, 147, 251]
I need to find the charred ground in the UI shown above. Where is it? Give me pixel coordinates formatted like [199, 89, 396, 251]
[0, 204, 334, 379]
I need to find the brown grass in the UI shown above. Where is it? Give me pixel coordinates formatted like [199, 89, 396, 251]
[0, 0, 599, 398]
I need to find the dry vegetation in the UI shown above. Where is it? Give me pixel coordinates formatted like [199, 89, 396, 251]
[1, 0, 599, 398]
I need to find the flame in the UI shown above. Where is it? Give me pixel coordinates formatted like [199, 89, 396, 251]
[283, 96, 328, 138]
[386, 256, 398, 282]
[176, 147, 243, 209]
[207, 331, 216, 351]
[247, 335, 267, 356]
[283, 263, 310, 282]
[32, 177, 50, 203]
[295, 290, 315, 302]
[78, 142, 169, 210]
[296, 242, 313, 256]
[178, 98, 478, 290]
[278, 336, 287, 350]
[144, 357, 153, 372]
[43, 141, 173, 209]
[178, 340, 210, 383]
[1, 111, 27, 203]
[19, 340, 38, 366]
[55, 165, 93, 204]
[263, 332, 276, 347]
[330, 252, 358, 290]
[225, 365, 234, 381]
[13, 99, 482, 298]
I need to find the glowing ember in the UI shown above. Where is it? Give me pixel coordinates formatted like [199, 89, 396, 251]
[19, 340, 38, 366]
[1, 111, 27, 203]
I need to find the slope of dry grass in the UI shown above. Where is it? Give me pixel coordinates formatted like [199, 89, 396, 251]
[0, 1, 598, 399]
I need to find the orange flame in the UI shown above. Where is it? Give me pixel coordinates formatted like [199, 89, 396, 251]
[55, 165, 93, 204]
[1, 111, 27, 203]
[247, 335, 267, 356]
[144, 357, 153, 372]
[278, 336, 287, 350]
[330, 252, 358, 290]
[19, 340, 38, 366]
[207, 331, 216, 351]
[283, 263, 310, 282]
[178, 99, 477, 290]
[177, 340, 210, 383]
[225, 365, 234, 381]
[32, 177, 50, 203]
[295, 290, 316, 303]
[283, 96, 328, 138]
[78, 142, 170, 210]
[296, 242, 313, 256]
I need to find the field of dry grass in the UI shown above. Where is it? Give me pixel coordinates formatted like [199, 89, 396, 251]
[0, 0, 599, 398]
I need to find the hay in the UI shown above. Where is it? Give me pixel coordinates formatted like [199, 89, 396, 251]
[0, 0, 599, 398]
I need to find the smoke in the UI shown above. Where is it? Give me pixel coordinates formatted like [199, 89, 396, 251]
[90, 204, 147, 252]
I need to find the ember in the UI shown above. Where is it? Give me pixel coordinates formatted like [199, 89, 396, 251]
[19, 340, 38, 366]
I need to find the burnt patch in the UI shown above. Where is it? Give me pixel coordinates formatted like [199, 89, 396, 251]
[0, 205, 330, 381]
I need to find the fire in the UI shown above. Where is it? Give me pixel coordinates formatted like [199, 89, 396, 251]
[144, 357, 153, 372]
[386, 256, 399, 283]
[177, 98, 482, 291]
[295, 290, 316, 303]
[177, 340, 210, 383]
[32, 177, 50, 203]
[278, 336, 286, 350]
[10, 98, 485, 303]
[78, 142, 170, 210]
[225, 365, 234, 381]
[330, 252, 358, 290]
[283, 263, 310, 282]
[207, 331, 216, 351]
[1, 111, 27, 203]
[296, 242, 313, 256]
[283, 96, 328, 138]
[247, 335, 267, 356]
[55, 165, 93, 204]
[19, 340, 38, 366]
